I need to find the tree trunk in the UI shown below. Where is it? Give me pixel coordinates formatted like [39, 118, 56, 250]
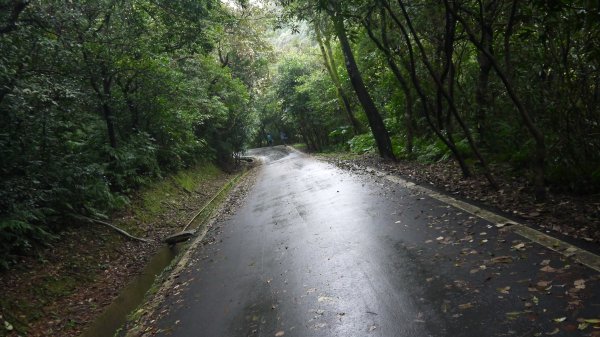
[330, 10, 395, 160]
[102, 76, 118, 148]
[398, 0, 498, 188]
[364, 7, 414, 155]
[450, 1, 546, 200]
[0, 1, 29, 35]
[314, 21, 363, 134]
[475, 4, 494, 144]
[383, 0, 473, 176]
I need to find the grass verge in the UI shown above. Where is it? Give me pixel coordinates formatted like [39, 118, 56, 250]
[0, 163, 232, 337]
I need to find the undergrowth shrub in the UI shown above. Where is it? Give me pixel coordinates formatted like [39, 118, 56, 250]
[348, 133, 375, 154]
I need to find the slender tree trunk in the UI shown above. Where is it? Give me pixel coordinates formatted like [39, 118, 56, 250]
[102, 76, 118, 149]
[450, 1, 547, 200]
[330, 9, 395, 160]
[90, 72, 117, 149]
[398, 0, 498, 188]
[119, 79, 139, 132]
[504, 0, 518, 82]
[314, 22, 362, 134]
[364, 7, 414, 155]
[475, 2, 494, 144]
[382, 1, 471, 175]
[0, 0, 29, 35]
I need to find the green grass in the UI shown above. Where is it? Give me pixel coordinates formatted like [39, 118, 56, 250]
[173, 164, 220, 192]
[291, 143, 307, 151]
[133, 163, 221, 225]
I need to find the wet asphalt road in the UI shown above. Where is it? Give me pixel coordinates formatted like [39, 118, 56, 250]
[151, 147, 600, 337]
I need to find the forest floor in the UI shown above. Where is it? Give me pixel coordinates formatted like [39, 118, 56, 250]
[316, 152, 600, 248]
[0, 163, 238, 337]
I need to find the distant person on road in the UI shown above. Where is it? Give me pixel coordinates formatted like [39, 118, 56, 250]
[267, 133, 273, 146]
[280, 131, 287, 146]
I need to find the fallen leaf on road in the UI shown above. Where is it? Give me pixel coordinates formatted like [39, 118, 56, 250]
[497, 286, 511, 294]
[553, 317, 566, 323]
[318, 296, 334, 303]
[458, 303, 473, 310]
[491, 256, 513, 264]
[512, 243, 526, 250]
[540, 266, 557, 273]
[506, 311, 523, 319]
[275, 331, 285, 336]
[536, 280, 551, 288]
[574, 279, 586, 290]
[546, 328, 560, 335]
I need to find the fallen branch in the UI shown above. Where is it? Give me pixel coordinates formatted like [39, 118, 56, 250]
[72, 214, 153, 243]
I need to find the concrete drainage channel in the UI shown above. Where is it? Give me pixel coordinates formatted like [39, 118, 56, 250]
[80, 169, 249, 337]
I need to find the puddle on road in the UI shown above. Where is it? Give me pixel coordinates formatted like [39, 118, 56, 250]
[80, 244, 182, 337]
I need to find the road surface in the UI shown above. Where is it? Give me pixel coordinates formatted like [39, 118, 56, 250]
[144, 147, 600, 337]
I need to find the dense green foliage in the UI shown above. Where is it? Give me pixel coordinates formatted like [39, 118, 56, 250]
[0, 0, 270, 266]
[3, 0, 600, 266]
[257, 0, 600, 198]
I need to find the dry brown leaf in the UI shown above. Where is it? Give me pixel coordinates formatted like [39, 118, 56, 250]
[537, 280, 551, 288]
[546, 327, 560, 335]
[497, 286, 511, 294]
[458, 303, 474, 310]
[491, 256, 513, 264]
[540, 266, 557, 273]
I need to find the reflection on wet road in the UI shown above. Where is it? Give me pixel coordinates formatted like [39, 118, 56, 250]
[151, 147, 600, 337]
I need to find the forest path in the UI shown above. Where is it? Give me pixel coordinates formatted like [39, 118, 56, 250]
[143, 146, 600, 337]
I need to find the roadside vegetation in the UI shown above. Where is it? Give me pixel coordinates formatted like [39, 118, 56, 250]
[0, 162, 234, 336]
[257, 0, 600, 203]
[1, 1, 269, 335]
[0, 0, 272, 268]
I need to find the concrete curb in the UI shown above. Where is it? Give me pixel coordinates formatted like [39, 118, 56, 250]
[123, 169, 254, 337]
[371, 167, 600, 273]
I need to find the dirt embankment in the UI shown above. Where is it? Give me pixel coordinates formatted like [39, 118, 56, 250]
[0, 164, 240, 337]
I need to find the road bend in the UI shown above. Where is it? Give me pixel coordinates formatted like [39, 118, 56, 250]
[146, 146, 599, 337]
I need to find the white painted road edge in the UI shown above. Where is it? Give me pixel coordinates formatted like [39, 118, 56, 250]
[361, 166, 600, 274]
